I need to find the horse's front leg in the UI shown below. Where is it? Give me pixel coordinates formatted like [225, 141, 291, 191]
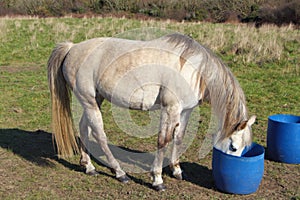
[170, 109, 192, 180]
[151, 140, 168, 191]
[151, 105, 181, 191]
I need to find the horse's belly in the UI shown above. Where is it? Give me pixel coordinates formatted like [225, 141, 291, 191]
[128, 85, 161, 110]
[102, 84, 161, 111]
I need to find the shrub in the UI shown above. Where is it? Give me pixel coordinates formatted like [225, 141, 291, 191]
[257, 0, 300, 26]
[0, 0, 299, 26]
[0, 0, 91, 16]
[201, 0, 262, 22]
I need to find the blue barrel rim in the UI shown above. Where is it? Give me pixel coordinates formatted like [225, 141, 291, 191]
[268, 114, 300, 124]
[213, 143, 265, 161]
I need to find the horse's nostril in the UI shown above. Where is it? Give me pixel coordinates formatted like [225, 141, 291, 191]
[229, 143, 237, 152]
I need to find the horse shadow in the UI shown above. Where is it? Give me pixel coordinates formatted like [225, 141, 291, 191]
[165, 162, 214, 190]
[84, 138, 214, 189]
[0, 128, 56, 166]
[0, 128, 213, 190]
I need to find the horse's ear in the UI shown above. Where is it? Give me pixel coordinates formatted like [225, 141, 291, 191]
[236, 121, 247, 131]
[247, 115, 256, 126]
[237, 116, 256, 130]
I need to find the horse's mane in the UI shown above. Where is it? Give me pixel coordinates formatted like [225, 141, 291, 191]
[163, 33, 248, 139]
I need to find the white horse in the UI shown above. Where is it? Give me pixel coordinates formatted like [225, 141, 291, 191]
[48, 33, 256, 191]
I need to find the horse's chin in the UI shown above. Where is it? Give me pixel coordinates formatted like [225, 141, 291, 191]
[214, 141, 244, 157]
[225, 147, 244, 157]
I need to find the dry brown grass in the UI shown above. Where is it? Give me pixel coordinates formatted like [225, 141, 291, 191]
[1, 16, 298, 67]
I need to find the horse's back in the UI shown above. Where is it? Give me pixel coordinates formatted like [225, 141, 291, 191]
[63, 36, 200, 110]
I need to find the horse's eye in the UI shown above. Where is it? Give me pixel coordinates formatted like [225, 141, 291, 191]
[229, 143, 237, 152]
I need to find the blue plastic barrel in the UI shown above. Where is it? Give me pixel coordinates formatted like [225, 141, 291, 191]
[212, 143, 265, 194]
[267, 114, 300, 164]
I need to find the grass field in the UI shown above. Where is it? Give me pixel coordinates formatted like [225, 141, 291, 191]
[0, 16, 299, 199]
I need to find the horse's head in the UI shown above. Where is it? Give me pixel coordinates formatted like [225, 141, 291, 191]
[215, 115, 256, 156]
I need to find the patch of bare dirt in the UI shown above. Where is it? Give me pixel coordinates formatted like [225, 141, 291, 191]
[0, 128, 299, 199]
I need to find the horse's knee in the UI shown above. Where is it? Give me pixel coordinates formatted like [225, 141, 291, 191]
[158, 122, 180, 149]
[158, 135, 168, 149]
[174, 133, 183, 145]
[158, 134, 172, 149]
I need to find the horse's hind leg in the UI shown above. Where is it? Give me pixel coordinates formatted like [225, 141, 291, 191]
[83, 103, 130, 183]
[79, 114, 98, 175]
[79, 94, 104, 176]
[170, 109, 192, 180]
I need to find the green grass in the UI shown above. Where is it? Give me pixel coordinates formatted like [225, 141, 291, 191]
[0, 16, 299, 199]
[0, 67, 50, 130]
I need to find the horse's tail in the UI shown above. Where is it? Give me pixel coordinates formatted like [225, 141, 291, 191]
[47, 42, 79, 157]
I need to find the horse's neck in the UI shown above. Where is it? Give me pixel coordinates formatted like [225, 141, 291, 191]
[205, 60, 247, 138]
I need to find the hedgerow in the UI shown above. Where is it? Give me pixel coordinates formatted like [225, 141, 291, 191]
[0, 0, 299, 26]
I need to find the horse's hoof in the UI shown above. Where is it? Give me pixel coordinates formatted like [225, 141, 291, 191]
[86, 170, 99, 176]
[153, 184, 166, 191]
[117, 175, 130, 183]
[174, 173, 183, 180]
[174, 171, 187, 180]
